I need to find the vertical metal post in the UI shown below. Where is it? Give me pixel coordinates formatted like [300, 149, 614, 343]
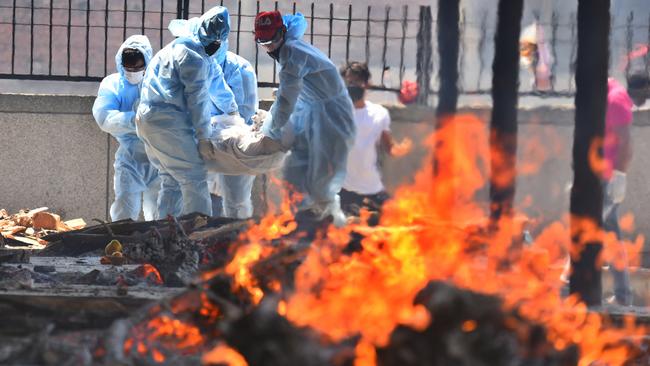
[310, 3, 315, 44]
[49, 0, 54, 75]
[416, 5, 433, 105]
[293, 2, 296, 14]
[381, 7, 390, 86]
[365, 6, 371, 64]
[569, 12, 577, 91]
[345, 4, 352, 63]
[123, 0, 128, 41]
[177, 0, 183, 19]
[476, 12, 487, 91]
[30, 0, 34, 74]
[625, 11, 634, 80]
[183, 0, 190, 19]
[160, 0, 164, 49]
[201, 0, 205, 13]
[105, 134, 111, 221]
[458, 9, 466, 93]
[236, 0, 242, 54]
[328, 3, 334, 58]
[551, 11, 559, 91]
[254, 1, 260, 75]
[647, 13, 650, 75]
[11, 0, 16, 73]
[85, 0, 90, 76]
[437, 0, 459, 115]
[104, 0, 109, 76]
[141, 0, 146, 35]
[67, 0, 71, 75]
[398, 5, 408, 86]
[272, 1, 278, 84]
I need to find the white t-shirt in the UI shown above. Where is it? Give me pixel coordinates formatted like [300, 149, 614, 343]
[343, 101, 391, 195]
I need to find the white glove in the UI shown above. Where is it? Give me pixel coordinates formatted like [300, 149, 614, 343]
[608, 170, 627, 204]
[210, 113, 246, 128]
[198, 138, 215, 160]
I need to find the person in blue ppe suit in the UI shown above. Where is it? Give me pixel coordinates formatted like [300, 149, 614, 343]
[168, 17, 258, 219]
[92, 35, 160, 221]
[136, 6, 239, 218]
[254, 11, 355, 226]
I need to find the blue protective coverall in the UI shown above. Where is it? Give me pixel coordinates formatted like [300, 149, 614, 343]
[262, 14, 355, 221]
[169, 18, 258, 219]
[136, 6, 238, 218]
[210, 49, 258, 218]
[92, 35, 160, 221]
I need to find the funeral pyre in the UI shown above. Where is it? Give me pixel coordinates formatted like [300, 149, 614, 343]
[0, 114, 648, 366]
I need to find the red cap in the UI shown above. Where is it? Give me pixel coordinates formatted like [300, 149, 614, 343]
[254, 11, 284, 42]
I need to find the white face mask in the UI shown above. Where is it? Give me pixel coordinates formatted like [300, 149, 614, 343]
[124, 70, 145, 85]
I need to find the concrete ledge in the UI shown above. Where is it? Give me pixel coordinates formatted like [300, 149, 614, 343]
[0, 94, 95, 115]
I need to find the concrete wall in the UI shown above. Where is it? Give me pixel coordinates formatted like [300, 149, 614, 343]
[2, 93, 650, 247]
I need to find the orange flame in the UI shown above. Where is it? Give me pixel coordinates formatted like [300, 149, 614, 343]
[141, 264, 163, 285]
[267, 114, 647, 365]
[202, 343, 248, 366]
[221, 178, 303, 303]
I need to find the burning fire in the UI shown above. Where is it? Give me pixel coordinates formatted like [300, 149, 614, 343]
[130, 113, 645, 365]
[202, 343, 248, 366]
[232, 114, 643, 365]
[141, 264, 164, 285]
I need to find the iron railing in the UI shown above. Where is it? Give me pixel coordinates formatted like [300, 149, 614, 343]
[1, 1, 649, 100]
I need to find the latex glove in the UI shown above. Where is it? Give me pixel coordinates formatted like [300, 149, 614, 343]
[198, 138, 215, 160]
[251, 109, 269, 132]
[210, 113, 246, 128]
[260, 114, 282, 140]
[608, 170, 627, 203]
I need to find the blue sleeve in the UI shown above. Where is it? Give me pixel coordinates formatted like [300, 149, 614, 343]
[238, 62, 259, 124]
[222, 60, 258, 124]
[208, 61, 239, 117]
[92, 77, 135, 136]
[268, 58, 303, 139]
[174, 44, 214, 139]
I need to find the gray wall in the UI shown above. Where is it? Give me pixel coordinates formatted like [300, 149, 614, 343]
[2, 93, 650, 246]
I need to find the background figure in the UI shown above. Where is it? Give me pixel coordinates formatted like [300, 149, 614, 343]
[208, 39, 258, 219]
[137, 7, 238, 218]
[339, 61, 410, 216]
[519, 21, 553, 92]
[602, 77, 635, 305]
[92, 35, 160, 221]
[255, 11, 355, 227]
[169, 13, 258, 219]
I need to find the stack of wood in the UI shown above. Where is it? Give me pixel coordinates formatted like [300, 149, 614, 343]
[0, 207, 86, 247]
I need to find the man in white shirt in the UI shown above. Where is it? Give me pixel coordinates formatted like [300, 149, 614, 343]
[339, 62, 400, 214]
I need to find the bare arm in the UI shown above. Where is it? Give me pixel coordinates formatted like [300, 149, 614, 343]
[613, 124, 632, 172]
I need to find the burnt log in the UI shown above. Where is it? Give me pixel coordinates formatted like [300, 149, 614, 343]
[489, 0, 523, 224]
[569, 0, 610, 306]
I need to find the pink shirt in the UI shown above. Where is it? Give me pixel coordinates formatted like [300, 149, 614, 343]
[604, 78, 633, 179]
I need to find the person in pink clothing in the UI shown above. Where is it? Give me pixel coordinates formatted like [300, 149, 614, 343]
[602, 77, 635, 305]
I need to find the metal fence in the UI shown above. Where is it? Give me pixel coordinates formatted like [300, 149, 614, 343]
[1, 0, 649, 99]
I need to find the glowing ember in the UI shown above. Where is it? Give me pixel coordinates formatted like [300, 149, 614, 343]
[202, 343, 248, 366]
[141, 264, 164, 285]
